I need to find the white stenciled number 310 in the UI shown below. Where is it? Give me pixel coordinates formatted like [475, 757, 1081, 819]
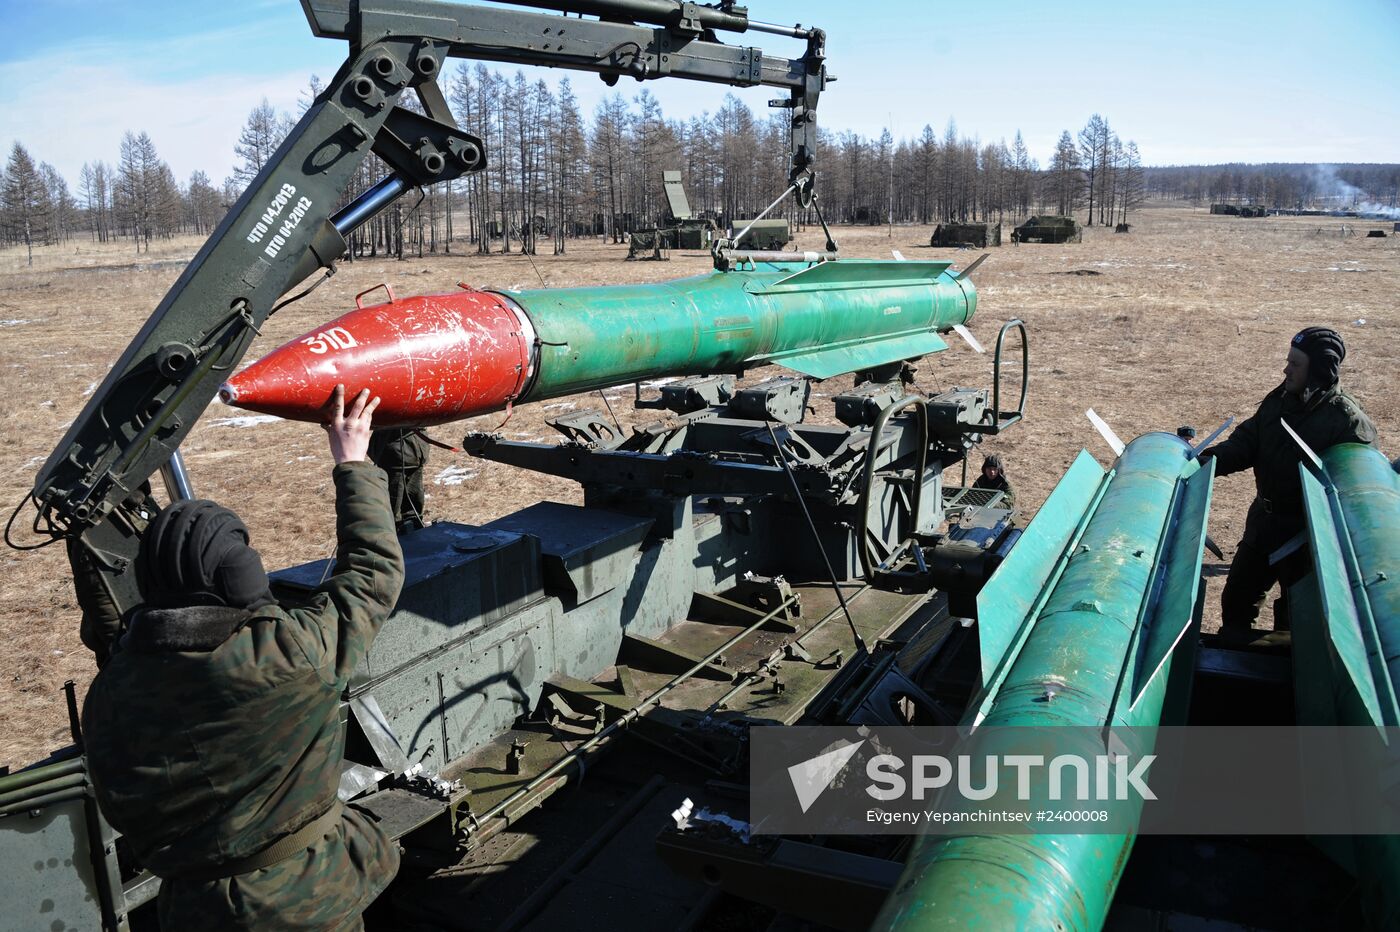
[300, 327, 358, 354]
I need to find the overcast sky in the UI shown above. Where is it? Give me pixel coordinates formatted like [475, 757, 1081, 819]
[2, 0, 1397, 186]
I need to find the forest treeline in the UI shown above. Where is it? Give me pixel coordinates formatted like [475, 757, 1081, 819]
[3, 64, 1398, 264]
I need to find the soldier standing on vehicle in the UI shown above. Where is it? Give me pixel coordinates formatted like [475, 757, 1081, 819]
[1200, 327, 1377, 641]
[82, 385, 405, 931]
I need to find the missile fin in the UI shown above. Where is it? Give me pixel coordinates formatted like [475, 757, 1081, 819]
[968, 450, 1110, 724]
[751, 259, 952, 293]
[1127, 458, 1215, 713]
[954, 253, 990, 280]
[772, 331, 949, 380]
[1189, 416, 1234, 458]
[1298, 463, 1398, 729]
[1086, 408, 1126, 457]
[952, 323, 986, 354]
[1282, 419, 1326, 474]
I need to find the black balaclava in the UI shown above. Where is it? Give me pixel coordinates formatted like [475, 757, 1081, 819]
[1291, 327, 1346, 389]
[137, 500, 273, 610]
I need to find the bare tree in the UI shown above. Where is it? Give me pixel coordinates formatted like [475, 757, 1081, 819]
[2, 142, 49, 265]
[186, 170, 223, 235]
[591, 93, 629, 243]
[116, 130, 168, 252]
[1120, 142, 1145, 224]
[231, 99, 287, 192]
[1078, 114, 1106, 225]
[37, 162, 74, 245]
[1049, 130, 1082, 217]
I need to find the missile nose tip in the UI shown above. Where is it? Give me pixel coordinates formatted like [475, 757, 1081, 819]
[218, 382, 239, 405]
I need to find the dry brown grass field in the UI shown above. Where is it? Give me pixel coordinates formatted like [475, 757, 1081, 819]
[1, 204, 1396, 767]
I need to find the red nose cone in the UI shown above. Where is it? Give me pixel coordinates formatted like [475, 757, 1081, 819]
[220, 290, 533, 428]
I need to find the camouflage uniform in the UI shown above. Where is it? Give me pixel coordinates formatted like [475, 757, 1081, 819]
[1206, 382, 1376, 632]
[368, 428, 428, 532]
[82, 461, 405, 930]
[972, 473, 1016, 510]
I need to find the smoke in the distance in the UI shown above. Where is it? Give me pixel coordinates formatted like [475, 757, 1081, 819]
[1313, 164, 1400, 218]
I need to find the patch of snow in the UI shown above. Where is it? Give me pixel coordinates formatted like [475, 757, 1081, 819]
[0, 319, 36, 327]
[434, 465, 478, 486]
[209, 414, 281, 428]
[81, 381, 99, 397]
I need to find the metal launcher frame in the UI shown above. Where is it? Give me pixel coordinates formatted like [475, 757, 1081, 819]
[25, 0, 831, 614]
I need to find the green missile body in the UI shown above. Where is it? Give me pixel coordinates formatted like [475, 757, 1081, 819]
[221, 259, 977, 426]
[1292, 443, 1400, 928]
[872, 432, 1215, 931]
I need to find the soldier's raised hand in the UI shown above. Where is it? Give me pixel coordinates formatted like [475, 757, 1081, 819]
[321, 384, 380, 464]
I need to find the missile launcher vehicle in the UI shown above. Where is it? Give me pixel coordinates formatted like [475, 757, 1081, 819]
[2, 1, 1395, 930]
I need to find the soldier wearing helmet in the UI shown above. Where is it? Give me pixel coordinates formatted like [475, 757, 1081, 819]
[972, 453, 1016, 510]
[1200, 327, 1377, 641]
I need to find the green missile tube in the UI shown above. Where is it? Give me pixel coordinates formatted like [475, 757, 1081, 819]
[506, 259, 976, 397]
[872, 432, 1214, 931]
[1291, 443, 1400, 928]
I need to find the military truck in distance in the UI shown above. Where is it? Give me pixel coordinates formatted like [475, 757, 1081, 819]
[730, 217, 792, 250]
[930, 222, 1001, 248]
[627, 170, 719, 259]
[1210, 203, 1266, 217]
[1011, 215, 1082, 243]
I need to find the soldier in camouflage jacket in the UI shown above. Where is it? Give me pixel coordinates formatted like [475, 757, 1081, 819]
[83, 386, 404, 931]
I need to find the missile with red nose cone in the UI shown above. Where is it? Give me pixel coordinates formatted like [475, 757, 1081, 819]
[218, 259, 976, 428]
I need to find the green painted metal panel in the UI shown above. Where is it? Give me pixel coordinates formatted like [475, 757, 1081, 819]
[1299, 460, 1393, 729]
[750, 259, 953, 292]
[1287, 570, 1339, 725]
[1127, 458, 1214, 711]
[773, 331, 948, 380]
[1294, 444, 1400, 929]
[508, 259, 976, 398]
[1320, 444, 1400, 726]
[973, 450, 1107, 702]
